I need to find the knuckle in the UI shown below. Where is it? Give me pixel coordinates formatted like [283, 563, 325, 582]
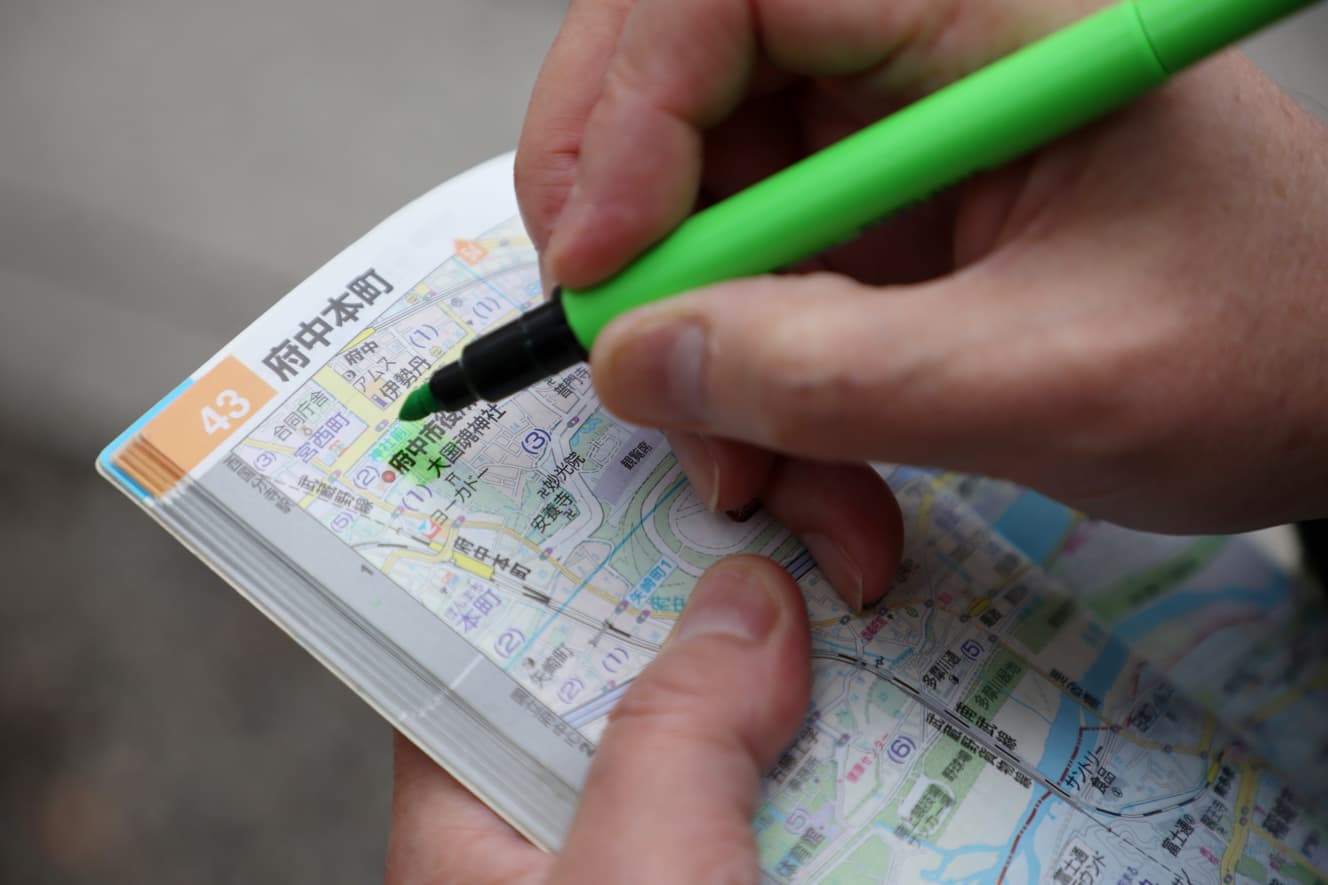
[598, 61, 647, 118]
[743, 307, 880, 453]
[1077, 337, 1188, 460]
[1031, 312, 1197, 493]
[514, 146, 579, 227]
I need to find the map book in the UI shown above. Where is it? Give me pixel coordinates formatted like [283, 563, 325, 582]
[100, 153, 1328, 884]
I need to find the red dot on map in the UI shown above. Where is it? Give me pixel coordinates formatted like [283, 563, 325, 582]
[382, 470, 396, 483]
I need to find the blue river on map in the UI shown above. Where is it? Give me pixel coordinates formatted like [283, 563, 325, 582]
[1038, 693, 1088, 778]
[1109, 578, 1287, 643]
[568, 412, 604, 450]
[986, 489, 1287, 647]
[990, 491, 1075, 565]
[1080, 636, 1131, 711]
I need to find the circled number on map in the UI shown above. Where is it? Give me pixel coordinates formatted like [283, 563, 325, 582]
[887, 736, 916, 763]
[522, 429, 551, 455]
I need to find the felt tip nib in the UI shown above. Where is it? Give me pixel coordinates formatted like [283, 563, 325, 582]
[399, 386, 438, 422]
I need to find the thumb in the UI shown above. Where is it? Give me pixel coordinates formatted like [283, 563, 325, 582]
[551, 556, 811, 885]
[589, 268, 1065, 475]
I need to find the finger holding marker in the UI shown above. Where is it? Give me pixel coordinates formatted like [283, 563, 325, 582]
[538, 0, 1088, 288]
[507, 0, 1328, 538]
[515, 0, 633, 258]
[589, 71, 1328, 536]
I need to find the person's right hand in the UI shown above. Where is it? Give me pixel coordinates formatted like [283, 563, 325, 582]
[515, 0, 1328, 534]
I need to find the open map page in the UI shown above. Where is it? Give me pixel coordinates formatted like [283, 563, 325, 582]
[102, 155, 1328, 884]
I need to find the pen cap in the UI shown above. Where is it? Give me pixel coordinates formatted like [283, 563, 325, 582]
[1133, 0, 1317, 73]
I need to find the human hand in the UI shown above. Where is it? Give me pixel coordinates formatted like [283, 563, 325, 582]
[515, 0, 1328, 533]
[513, 0, 913, 613]
[386, 556, 810, 885]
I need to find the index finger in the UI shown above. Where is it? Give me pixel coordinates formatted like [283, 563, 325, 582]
[540, 0, 760, 288]
[539, 0, 1090, 288]
[515, 0, 634, 252]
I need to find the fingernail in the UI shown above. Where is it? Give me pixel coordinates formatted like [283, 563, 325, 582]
[725, 499, 762, 523]
[604, 318, 706, 425]
[674, 565, 781, 644]
[803, 533, 864, 612]
[545, 199, 588, 264]
[670, 434, 720, 511]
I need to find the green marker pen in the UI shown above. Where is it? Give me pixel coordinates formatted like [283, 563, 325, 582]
[400, 0, 1317, 421]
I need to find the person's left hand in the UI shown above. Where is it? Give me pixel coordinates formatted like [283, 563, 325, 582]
[385, 556, 817, 885]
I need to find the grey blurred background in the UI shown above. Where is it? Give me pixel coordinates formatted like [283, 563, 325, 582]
[0, 2, 1325, 882]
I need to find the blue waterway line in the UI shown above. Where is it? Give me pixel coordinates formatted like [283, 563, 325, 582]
[1011, 790, 1056, 883]
[1037, 694, 1084, 780]
[569, 413, 603, 450]
[1078, 633, 1131, 708]
[1001, 690, 1054, 727]
[454, 254, 522, 311]
[1110, 578, 1289, 643]
[991, 491, 1076, 566]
